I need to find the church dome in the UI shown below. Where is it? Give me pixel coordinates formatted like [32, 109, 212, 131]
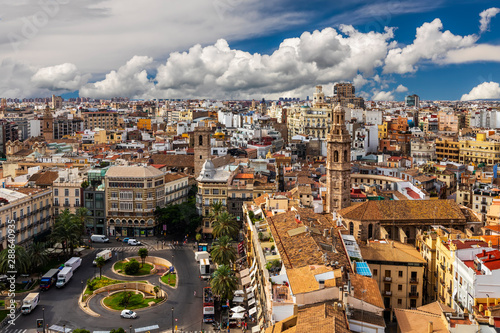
[200, 159, 216, 178]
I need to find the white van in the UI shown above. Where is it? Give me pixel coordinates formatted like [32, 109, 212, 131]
[91, 234, 109, 243]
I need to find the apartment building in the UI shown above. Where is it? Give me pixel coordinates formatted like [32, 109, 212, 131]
[105, 165, 166, 238]
[53, 115, 84, 140]
[196, 160, 230, 234]
[436, 137, 460, 162]
[227, 171, 254, 222]
[82, 111, 120, 130]
[411, 140, 436, 165]
[52, 169, 84, 216]
[0, 188, 52, 250]
[438, 110, 459, 133]
[164, 173, 190, 206]
[459, 133, 500, 166]
[360, 240, 425, 315]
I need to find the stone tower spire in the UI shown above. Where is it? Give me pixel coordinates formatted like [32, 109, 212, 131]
[326, 103, 351, 213]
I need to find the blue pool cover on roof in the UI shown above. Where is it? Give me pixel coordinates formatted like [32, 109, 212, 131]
[356, 262, 372, 277]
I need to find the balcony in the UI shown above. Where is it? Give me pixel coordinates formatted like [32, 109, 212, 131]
[410, 278, 419, 284]
[63, 203, 71, 207]
[383, 291, 392, 296]
[53, 202, 60, 207]
[439, 263, 445, 271]
[447, 287, 452, 294]
[409, 292, 419, 298]
[440, 278, 445, 286]
[384, 276, 392, 282]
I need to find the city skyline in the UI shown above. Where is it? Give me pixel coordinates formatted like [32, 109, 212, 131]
[1, 0, 499, 101]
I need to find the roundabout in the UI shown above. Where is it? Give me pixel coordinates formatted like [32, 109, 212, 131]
[102, 290, 164, 311]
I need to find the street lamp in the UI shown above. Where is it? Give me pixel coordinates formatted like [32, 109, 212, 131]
[42, 307, 45, 333]
[129, 324, 132, 333]
[172, 254, 174, 271]
[171, 307, 174, 333]
[81, 280, 84, 302]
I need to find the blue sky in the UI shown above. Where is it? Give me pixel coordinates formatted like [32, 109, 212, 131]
[1, 0, 500, 101]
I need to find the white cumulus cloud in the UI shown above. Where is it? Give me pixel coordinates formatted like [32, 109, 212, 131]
[80, 56, 154, 98]
[31, 63, 90, 91]
[395, 84, 408, 93]
[480, 7, 500, 33]
[150, 26, 395, 99]
[461, 82, 500, 101]
[372, 90, 395, 101]
[384, 18, 477, 74]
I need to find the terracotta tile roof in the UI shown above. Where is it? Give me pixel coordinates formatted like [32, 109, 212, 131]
[286, 265, 340, 294]
[417, 301, 455, 315]
[338, 200, 467, 223]
[267, 208, 351, 271]
[234, 173, 254, 179]
[164, 173, 188, 183]
[150, 153, 194, 168]
[295, 302, 350, 333]
[28, 171, 59, 186]
[394, 308, 448, 333]
[350, 274, 384, 309]
[253, 193, 269, 206]
[360, 241, 426, 264]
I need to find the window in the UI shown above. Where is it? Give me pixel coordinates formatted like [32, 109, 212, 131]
[136, 192, 142, 199]
[119, 202, 133, 211]
[398, 271, 403, 278]
[398, 285, 402, 291]
[204, 199, 209, 206]
[75, 189, 80, 197]
[20, 209, 24, 218]
[148, 192, 153, 199]
[111, 192, 118, 198]
[204, 189, 209, 195]
[64, 199, 69, 206]
[75, 199, 80, 207]
[64, 189, 69, 196]
[373, 269, 377, 276]
[135, 203, 142, 209]
[111, 203, 118, 209]
[213, 189, 219, 195]
[119, 192, 133, 200]
[13, 212, 17, 220]
[385, 270, 391, 277]
[398, 299, 402, 305]
[54, 189, 59, 196]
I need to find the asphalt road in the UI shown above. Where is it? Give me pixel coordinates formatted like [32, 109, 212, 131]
[5, 240, 209, 332]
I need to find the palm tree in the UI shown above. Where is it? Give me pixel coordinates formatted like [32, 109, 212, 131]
[94, 256, 105, 279]
[207, 201, 225, 227]
[153, 285, 160, 299]
[74, 207, 91, 239]
[0, 246, 30, 274]
[210, 264, 237, 301]
[212, 211, 238, 239]
[27, 242, 48, 273]
[138, 248, 149, 267]
[210, 236, 236, 266]
[51, 209, 82, 256]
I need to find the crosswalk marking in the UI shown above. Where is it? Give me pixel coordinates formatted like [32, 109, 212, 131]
[3, 329, 27, 333]
[98, 243, 185, 253]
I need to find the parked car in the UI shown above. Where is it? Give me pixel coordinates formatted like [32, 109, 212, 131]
[128, 239, 141, 246]
[120, 309, 137, 319]
[122, 238, 130, 243]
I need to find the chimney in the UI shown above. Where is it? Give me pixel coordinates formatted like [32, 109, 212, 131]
[489, 240, 493, 248]
[428, 321, 433, 333]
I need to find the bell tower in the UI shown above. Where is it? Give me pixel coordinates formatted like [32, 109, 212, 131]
[326, 103, 351, 213]
[42, 104, 53, 141]
[194, 123, 214, 178]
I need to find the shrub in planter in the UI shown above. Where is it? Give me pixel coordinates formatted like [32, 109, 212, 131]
[124, 259, 140, 275]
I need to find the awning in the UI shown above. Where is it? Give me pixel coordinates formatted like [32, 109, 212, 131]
[233, 296, 245, 303]
[250, 275, 256, 286]
[241, 276, 251, 286]
[231, 312, 245, 319]
[252, 325, 260, 333]
[246, 286, 253, 294]
[234, 290, 245, 296]
[249, 306, 257, 316]
[250, 258, 256, 271]
[254, 208, 262, 216]
[248, 298, 255, 306]
[250, 266, 257, 277]
[247, 291, 255, 299]
[231, 305, 246, 313]
[251, 285, 257, 293]
[240, 268, 250, 278]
